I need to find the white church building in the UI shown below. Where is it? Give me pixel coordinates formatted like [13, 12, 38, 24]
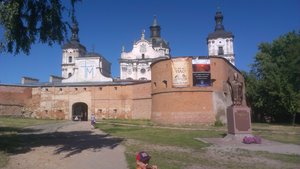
[61, 22, 112, 83]
[119, 16, 170, 80]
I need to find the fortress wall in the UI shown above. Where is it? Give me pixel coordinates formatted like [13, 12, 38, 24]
[0, 85, 32, 116]
[151, 57, 246, 125]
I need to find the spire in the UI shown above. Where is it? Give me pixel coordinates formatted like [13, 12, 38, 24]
[152, 15, 158, 26]
[122, 45, 125, 52]
[214, 8, 225, 31]
[71, 20, 79, 42]
[141, 29, 145, 40]
[150, 15, 161, 38]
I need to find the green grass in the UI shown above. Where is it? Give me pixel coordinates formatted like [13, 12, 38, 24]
[0, 117, 64, 167]
[96, 120, 300, 169]
[97, 123, 224, 149]
[96, 122, 225, 169]
[0, 151, 8, 168]
[252, 123, 300, 145]
[101, 119, 155, 126]
[0, 117, 63, 129]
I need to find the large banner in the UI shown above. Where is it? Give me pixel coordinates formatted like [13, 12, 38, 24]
[192, 59, 211, 86]
[171, 58, 189, 87]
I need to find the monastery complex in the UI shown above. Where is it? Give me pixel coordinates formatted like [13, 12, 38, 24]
[0, 10, 246, 125]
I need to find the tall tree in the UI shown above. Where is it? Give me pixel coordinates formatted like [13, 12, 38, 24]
[245, 31, 300, 124]
[0, 0, 79, 55]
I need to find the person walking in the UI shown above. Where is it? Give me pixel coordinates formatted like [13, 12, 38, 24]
[90, 113, 96, 129]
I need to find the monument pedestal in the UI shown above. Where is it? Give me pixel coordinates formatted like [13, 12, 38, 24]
[227, 105, 251, 135]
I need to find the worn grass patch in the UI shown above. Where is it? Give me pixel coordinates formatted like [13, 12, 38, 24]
[252, 123, 300, 145]
[249, 150, 300, 164]
[0, 151, 8, 168]
[0, 117, 64, 167]
[0, 117, 63, 129]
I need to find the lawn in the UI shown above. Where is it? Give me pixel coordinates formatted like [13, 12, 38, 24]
[0, 117, 64, 167]
[252, 123, 300, 145]
[97, 120, 300, 169]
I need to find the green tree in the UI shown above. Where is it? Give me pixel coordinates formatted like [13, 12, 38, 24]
[0, 0, 79, 55]
[245, 31, 300, 124]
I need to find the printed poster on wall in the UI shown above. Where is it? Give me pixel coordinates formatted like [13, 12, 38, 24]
[192, 59, 211, 86]
[171, 58, 189, 87]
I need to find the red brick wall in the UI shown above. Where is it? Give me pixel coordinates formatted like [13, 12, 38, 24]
[151, 57, 245, 125]
[0, 85, 32, 116]
[23, 82, 151, 120]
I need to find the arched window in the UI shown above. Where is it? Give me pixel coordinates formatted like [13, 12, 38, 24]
[68, 56, 72, 63]
[68, 73, 72, 78]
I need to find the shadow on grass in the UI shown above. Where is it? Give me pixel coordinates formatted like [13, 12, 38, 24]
[0, 126, 123, 158]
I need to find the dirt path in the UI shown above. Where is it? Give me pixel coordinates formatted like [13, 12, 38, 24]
[2, 121, 128, 169]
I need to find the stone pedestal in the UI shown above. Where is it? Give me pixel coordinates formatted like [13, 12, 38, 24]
[227, 106, 251, 134]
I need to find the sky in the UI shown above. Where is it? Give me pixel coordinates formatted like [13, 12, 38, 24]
[0, 0, 299, 84]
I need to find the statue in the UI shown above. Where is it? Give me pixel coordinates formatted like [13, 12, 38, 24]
[229, 73, 243, 106]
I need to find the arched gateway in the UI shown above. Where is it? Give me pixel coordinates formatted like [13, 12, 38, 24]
[72, 102, 88, 121]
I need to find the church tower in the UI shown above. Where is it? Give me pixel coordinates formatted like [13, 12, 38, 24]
[119, 16, 170, 80]
[207, 9, 235, 65]
[61, 21, 86, 79]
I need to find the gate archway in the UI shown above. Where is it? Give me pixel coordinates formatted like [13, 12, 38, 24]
[72, 102, 88, 121]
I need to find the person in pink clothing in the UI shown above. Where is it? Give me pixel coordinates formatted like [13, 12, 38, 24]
[136, 151, 158, 169]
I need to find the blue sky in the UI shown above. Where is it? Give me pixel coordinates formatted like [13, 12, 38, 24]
[0, 0, 299, 84]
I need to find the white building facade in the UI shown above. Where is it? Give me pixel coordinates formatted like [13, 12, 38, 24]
[207, 10, 235, 65]
[61, 22, 112, 83]
[120, 17, 170, 80]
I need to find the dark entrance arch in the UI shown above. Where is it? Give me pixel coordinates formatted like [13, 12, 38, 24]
[72, 102, 88, 121]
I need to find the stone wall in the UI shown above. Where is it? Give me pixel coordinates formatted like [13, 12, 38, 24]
[0, 86, 32, 116]
[18, 82, 152, 120]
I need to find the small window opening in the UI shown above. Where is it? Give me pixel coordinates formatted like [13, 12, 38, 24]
[162, 80, 167, 88]
[218, 46, 224, 55]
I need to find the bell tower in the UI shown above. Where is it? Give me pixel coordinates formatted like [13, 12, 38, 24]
[207, 9, 235, 65]
[61, 21, 86, 79]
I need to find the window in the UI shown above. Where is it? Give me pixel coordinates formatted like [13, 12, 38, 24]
[68, 73, 72, 78]
[142, 54, 145, 59]
[218, 46, 224, 55]
[140, 68, 146, 74]
[68, 56, 72, 63]
[162, 80, 167, 88]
